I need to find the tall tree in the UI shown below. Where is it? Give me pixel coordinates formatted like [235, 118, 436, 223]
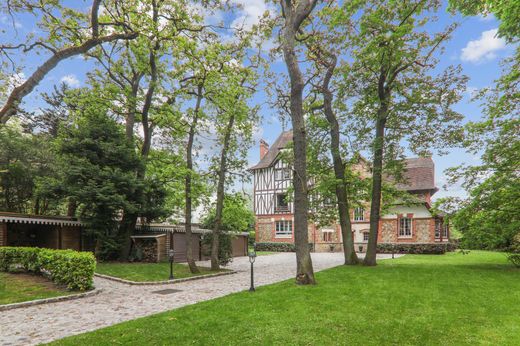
[279, 0, 320, 284]
[332, 1, 467, 266]
[0, 0, 138, 124]
[304, 13, 360, 265]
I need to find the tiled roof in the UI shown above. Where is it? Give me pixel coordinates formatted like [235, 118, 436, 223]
[396, 157, 437, 192]
[248, 130, 293, 170]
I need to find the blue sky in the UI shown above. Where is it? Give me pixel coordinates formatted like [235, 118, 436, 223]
[1, 1, 516, 202]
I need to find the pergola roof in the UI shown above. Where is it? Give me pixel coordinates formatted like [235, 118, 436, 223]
[0, 212, 84, 227]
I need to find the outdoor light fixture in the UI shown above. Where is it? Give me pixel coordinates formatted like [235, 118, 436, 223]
[168, 249, 175, 280]
[248, 247, 257, 292]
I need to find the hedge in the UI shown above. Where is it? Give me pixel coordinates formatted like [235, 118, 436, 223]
[376, 243, 457, 255]
[0, 247, 96, 291]
[255, 242, 296, 252]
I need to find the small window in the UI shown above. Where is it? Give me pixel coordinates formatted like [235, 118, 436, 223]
[399, 218, 412, 237]
[275, 220, 292, 237]
[354, 207, 365, 221]
[276, 194, 289, 211]
[275, 168, 291, 181]
[323, 232, 332, 242]
[363, 232, 369, 242]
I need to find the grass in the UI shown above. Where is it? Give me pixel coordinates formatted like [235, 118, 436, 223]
[0, 272, 72, 305]
[53, 251, 519, 345]
[256, 251, 276, 256]
[95, 262, 229, 282]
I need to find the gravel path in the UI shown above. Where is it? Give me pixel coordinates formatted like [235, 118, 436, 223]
[0, 252, 398, 346]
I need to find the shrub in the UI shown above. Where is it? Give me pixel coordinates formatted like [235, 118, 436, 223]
[201, 232, 233, 266]
[508, 253, 520, 268]
[0, 247, 96, 291]
[376, 243, 454, 255]
[255, 242, 296, 252]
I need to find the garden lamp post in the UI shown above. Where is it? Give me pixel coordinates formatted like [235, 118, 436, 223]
[248, 249, 257, 292]
[168, 249, 175, 280]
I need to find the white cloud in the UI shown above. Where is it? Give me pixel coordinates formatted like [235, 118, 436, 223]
[460, 28, 506, 63]
[60, 74, 80, 87]
[230, 0, 275, 31]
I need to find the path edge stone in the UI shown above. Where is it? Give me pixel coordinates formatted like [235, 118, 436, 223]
[94, 270, 238, 285]
[0, 287, 103, 312]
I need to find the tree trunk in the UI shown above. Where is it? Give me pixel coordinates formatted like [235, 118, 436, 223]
[118, 6, 159, 260]
[211, 114, 235, 271]
[67, 198, 77, 217]
[321, 56, 358, 265]
[185, 85, 203, 274]
[281, 5, 316, 284]
[363, 108, 388, 266]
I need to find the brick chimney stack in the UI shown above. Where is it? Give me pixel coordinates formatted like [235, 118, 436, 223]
[260, 139, 269, 159]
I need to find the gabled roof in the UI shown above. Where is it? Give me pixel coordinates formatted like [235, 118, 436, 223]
[248, 130, 293, 170]
[396, 157, 437, 192]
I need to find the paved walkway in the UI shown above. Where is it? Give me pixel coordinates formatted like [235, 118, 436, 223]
[0, 252, 398, 346]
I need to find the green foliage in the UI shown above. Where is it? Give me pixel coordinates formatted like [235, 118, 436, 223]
[201, 193, 255, 233]
[0, 121, 60, 214]
[201, 232, 233, 266]
[508, 254, 520, 268]
[0, 247, 96, 291]
[55, 100, 142, 256]
[255, 242, 296, 252]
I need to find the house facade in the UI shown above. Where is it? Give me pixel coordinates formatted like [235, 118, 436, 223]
[249, 131, 449, 252]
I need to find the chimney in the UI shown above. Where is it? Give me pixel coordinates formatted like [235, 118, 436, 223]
[260, 139, 269, 159]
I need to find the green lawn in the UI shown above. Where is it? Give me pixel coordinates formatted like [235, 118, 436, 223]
[54, 251, 519, 345]
[95, 262, 229, 282]
[0, 272, 72, 305]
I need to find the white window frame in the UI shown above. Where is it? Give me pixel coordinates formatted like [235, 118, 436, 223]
[363, 232, 369, 242]
[398, 217, 413, 238]
[275, 168, 291, 181]
[354, 207, 365, 221]
[275, 220, 292, 238]
[442, 224, 449, 239]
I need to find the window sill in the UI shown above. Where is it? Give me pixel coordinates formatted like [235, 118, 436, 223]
[275, 235, 292, 239]
[397, 236, 413, 239]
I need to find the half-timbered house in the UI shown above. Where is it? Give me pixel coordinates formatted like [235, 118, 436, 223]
[249, 131, 449, 252]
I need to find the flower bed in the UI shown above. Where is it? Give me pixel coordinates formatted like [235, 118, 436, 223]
[0, 247, 96, 291]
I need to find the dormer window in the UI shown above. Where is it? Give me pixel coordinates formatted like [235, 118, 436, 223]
[354, 207, 365, 221]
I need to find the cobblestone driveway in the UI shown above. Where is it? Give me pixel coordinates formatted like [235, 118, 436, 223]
[0, 252, 397, 346]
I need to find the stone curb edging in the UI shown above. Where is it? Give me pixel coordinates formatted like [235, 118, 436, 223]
[94, 270, 238, 286]
[0, 287, 103, 312]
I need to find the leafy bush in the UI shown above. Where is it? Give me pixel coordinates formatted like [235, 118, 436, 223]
[376, 243, 453, 254]
[201, 232, 233, 266]
[508, 254, 520, 268]
[255, 242, 296, 252]
[0, 247, 96, 291]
